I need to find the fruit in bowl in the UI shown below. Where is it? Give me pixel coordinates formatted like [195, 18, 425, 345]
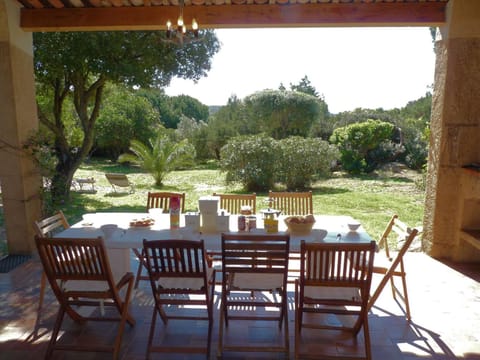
[284, 215, 316, 235]
[129, 217, 155, 227]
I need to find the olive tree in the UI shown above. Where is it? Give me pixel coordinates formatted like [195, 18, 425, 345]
[33, 30, 220, 201]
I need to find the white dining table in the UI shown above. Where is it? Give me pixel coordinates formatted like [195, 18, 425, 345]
[57, 212, 373, 273]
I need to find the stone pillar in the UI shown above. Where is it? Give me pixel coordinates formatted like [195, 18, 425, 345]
[424, 0, 480, 261]
[0, 0, 41, 254]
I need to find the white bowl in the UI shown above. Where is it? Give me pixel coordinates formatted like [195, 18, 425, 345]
[100, 224, 118, 239]
[347, 222, 361, 231]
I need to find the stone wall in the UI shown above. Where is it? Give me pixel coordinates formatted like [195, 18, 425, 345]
[424, 0, 480, 261]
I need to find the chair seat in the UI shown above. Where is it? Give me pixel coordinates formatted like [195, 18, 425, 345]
[358, 252, 403, 275]
[304, 286, 362, 303]
[372, 255, 396, 274]
[158, 267, 215, 290]
[230, 273, 284, 291]
[63, 275, 124, 293]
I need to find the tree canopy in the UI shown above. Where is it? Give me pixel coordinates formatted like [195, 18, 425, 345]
[243, 89, 322, 139]
[33, 30, 220, 200]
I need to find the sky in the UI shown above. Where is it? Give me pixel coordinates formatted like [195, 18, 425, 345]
[165, 27, 436, 114]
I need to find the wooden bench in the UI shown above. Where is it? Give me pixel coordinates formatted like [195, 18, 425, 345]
[105, 173, 134, 193]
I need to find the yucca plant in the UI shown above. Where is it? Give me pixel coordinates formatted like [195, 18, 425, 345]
[118, 132, 195, 186]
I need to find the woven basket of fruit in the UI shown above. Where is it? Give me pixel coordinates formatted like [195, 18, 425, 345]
[284, 215, 315, 235]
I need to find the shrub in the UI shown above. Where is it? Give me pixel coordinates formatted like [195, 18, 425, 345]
[276, 137, 339, 190]
[220, 135, 278, 191]
[330, 119, 397, 174]
[220, 135, 340, 191]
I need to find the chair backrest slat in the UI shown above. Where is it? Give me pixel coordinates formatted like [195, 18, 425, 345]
[222, 233, 290, 275]
[213, 193, 257, 214]
[143, 239, 206, 280]
[378, 214, 419, 260]
[37, 237, 110, 281]
[34, 211, 70, 237]
[268, 191, 313, 215]
[301, 241, 376, 288]
[146, 192, 186, 213]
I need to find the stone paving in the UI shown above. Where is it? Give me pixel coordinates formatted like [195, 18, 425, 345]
[0, 252, 478, 359]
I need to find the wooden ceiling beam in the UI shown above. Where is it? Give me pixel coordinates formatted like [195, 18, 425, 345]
[20, 2, 446, 32]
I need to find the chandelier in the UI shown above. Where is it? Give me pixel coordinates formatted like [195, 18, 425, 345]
[166, 0, 199, 45]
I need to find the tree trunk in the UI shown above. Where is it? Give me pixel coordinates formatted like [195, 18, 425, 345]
[46, 75, 106, 203]
[50, 164, 75, 203]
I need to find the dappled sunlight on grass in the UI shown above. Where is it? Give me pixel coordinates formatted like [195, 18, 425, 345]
[66, 161, 425, 245]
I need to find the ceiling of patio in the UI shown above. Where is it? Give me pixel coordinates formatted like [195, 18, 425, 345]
[19, 0, 449, 32]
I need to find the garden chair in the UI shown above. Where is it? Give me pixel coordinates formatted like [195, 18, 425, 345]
[142, 239, 215, 358]
[295, 241, 376, 360]
[35, 236, 135, 360]
[105, 173, 135, 193]
[367, 214, 419, 320]
[33, 211, 70, 318]
[218, 233, 290, 356]
[212, 192, 256, 214]
[72, 177, 96, 192]
[268, 190, 313, 215]
[145, 191, 186, 212]
[132, 191, 187, 289]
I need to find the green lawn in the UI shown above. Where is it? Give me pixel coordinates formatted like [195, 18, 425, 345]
[0, 160, 424, 257]
[64, 159, 425, 244]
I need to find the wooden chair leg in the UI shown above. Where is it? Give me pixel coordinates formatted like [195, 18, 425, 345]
[399, 261, 411, 321]
[217, 298, 225, 357]
[294, 280, 300, 360]
[207, 311, 213, 359]
[367, 270, 392, 313]
[45, 304, 67, 359]
[146, 307, 158, 360]
[113, 278, 135, 359]
[283, 292, 289, 354]
[38, 271, 47, 316]
[363, 314, 372, 360]
[133, 248, 145, 289]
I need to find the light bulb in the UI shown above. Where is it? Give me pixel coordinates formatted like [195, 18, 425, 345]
[182, 24, 187, 34]
[192, 18, 198, 31]
[166, 20, 172, 30]
[177, 15, 184, 27]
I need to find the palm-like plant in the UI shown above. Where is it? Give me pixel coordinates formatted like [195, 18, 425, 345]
[118, 133, 195, 186]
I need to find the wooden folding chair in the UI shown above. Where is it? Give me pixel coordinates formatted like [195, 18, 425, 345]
[367, 214, 419, 320]
[218, 233, 290, 356]
[35, 236, 135, 360]
[268, 190, 313, 215]
[295, 241, 376, 360]
[146, 191, 186, 212]
[105, 173, 135, 193]
[213, 192, 256, 214]
[142, 239, 216, 359]
[132, 191, 187, 289]
[33, 211, 70, 317]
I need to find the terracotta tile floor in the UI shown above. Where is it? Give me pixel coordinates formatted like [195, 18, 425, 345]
[0, 252, 479, 360]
